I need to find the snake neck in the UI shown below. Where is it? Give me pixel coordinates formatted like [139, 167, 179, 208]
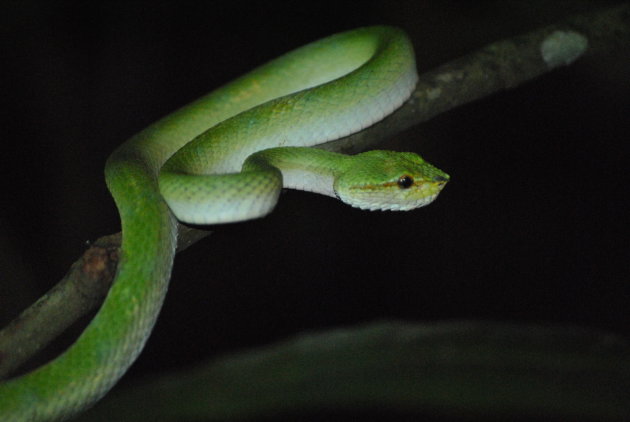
[243, 147, 352, 198]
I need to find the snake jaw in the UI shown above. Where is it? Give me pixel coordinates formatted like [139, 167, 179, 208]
[338, 180, 447, 212]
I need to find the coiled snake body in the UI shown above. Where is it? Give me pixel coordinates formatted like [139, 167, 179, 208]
[0, 26, 448, 421]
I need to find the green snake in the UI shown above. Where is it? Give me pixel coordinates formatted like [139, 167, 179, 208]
[0, 26, 448, 421]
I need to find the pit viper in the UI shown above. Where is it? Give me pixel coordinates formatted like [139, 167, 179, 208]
[0, 26, 448, 421]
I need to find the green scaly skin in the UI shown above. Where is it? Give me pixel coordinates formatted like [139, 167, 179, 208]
[0, 26, 448, 421]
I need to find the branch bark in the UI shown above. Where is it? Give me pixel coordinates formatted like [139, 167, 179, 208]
[1, 2, 629, 379]
[320, 2, 630, 153]
[0, 226, 210, 379]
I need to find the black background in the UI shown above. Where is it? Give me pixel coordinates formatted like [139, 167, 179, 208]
[1, 1, 629, 420]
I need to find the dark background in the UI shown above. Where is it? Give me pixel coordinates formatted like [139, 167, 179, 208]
[1, 1, 629, 420]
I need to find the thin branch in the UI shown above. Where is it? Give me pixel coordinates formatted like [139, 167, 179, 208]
[1, 3, 628, 379]
[0, 226, 210, 379]
[320, 2, 630, 153]
[0, 234, 119, 378]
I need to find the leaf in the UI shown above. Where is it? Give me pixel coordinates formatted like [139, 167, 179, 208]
[78, 320, 630, 421]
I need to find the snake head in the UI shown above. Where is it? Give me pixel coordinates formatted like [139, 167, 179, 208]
[333, 150, 449, 211]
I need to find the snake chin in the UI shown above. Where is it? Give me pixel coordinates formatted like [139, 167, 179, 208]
[340, 191, 444, 212]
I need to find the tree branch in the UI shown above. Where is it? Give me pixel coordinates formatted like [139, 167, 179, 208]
[321, 2, 629, 153]
[0, 226, 210, 379]
[1, 2, 629, 379]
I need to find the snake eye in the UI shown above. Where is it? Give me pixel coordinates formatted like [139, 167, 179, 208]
[397, 175, 414, 189]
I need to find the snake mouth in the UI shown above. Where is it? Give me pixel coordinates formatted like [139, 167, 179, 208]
[358, 193, 441, 211]
[337, 182, 447, 211]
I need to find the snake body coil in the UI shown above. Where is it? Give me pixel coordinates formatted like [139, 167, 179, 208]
[0, 26, 448, 421]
